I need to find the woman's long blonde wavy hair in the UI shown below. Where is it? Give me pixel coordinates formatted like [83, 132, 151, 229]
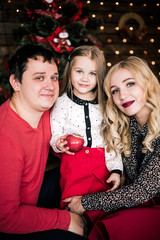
[100, 56, 160, 157]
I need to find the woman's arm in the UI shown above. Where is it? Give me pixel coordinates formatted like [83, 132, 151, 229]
[81, 152, 160, 212]
[67, 149, 160, 213]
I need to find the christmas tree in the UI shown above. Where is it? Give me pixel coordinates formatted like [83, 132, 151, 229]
[0, 0, 101, 104]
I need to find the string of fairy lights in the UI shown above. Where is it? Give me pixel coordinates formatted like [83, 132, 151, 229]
[6, 0, 160, 77]
[85, 1, 160, 77]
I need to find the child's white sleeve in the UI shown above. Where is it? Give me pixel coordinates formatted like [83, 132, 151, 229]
[50, 97, 67, 153]
[105, 148, 123, 173]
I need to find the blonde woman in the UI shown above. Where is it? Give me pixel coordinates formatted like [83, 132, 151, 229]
[67, 56, 160, 240]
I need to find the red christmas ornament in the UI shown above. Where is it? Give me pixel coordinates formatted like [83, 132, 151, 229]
[47, 26, 73, 53]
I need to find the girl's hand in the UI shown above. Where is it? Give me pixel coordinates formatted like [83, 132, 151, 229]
[106, 172, 121, 192]
[56, 134, 74, 155]
[63, 196, 85, 215]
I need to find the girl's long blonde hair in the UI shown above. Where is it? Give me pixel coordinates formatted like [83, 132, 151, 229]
[101, 56, 160, 156]
[60, 45, 107, 105]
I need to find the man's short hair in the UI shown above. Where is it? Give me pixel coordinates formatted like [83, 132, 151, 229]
[9, 44, 57, 83]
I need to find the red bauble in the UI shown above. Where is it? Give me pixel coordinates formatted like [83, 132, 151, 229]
[65, 134, 84, 152]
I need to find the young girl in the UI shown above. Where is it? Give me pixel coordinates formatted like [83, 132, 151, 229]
[50, 45, 123, 209]
[67, 56, 160, 240]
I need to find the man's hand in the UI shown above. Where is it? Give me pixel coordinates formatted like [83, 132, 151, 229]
[64, 196, 85, 215]
[68, 212, 85, 236]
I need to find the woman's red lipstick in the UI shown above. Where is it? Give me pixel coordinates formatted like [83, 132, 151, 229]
[122, 101, 135, 108]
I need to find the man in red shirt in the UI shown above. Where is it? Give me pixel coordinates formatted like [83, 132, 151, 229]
[0, 44, 85, 240]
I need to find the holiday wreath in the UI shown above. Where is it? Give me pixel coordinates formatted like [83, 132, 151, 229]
[118, 12, 147, 42]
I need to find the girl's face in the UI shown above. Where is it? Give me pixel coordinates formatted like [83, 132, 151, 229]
[70, 56, 97, 100]
[110, 68, 150, 126]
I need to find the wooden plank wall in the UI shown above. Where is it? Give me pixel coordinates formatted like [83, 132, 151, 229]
[0, 0, 160, 79]
[83, 0, 160, 80]
[0, 1, 22, 57]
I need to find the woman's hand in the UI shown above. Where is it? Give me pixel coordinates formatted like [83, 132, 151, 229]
[63, 196, 85, 215]
[56, 134, 74, 155]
